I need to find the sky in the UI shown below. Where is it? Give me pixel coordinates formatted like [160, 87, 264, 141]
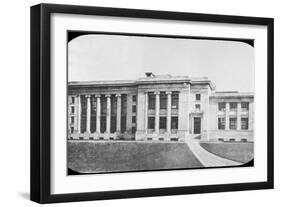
[68, 34, 254, 92]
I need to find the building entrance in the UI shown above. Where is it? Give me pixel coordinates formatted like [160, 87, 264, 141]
[193, 117, 201, 134]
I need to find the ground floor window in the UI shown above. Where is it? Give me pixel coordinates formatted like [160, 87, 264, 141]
[160, 116, 167, 130]
[171, 117, 178, 130]
[121, 116, 126, 133]
[110, 116, 116, 133]
[148, 117, 155, 129]
[90, 115, 96, 133]
[241, 117, 249, 130]
[218, 117, 225, 130]
[70, 126, 74, 133]
[100, 116, 106, 133]
[229, 117, 237, 130]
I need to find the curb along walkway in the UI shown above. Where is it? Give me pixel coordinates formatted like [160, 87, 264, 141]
[185, 138, 242, 167]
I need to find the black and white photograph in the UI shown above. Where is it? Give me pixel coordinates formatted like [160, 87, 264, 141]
[67, 31, 254, 175]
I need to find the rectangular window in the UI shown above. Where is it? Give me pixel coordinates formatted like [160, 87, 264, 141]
[132, 116, 136, 123]
[148, 92, 155, 109]
[71, 106, 75, 114]
[121, 115, 126, 133]
[71, 97, 75, 104]
[100, 116, 106, 133]
[218, 117, 225, 130]
[132, 95, 137, 102]
[70, 116, 74, 124]
[132, 105, 136, 113]
[110, 116, 116, 133]
[160, 117, 167, 129]
[218, 102, 226, 111]
[148, 117, 155, 129]
[241, 102, 249, 111]
[230, 102, 237, 111]
[132, 127, 136, 134]
[196, 94, 201, 101]
[160, 92, 167, 109]
[195, 104, 200, 110]
[241, 117, 249, 130]
[121, 94, 127, 115]
[171, 92, 179, 109]
[171, 117, 178, 129]
[229, 117, 237, 130]
[70, 127, 74, 133]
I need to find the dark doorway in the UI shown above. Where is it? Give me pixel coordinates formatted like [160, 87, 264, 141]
[193, 117, 201, 134]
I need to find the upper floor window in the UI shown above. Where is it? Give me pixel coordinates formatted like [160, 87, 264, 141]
[71, 97, 75, 104]
[241, 117, 249, 130]
[148, 117, 155, 129]
[171, 92, 179, 109]
[229, 117, 237, 130]
[71, 106, 75, 114]
[160, 92, 167, 109]
[195, 104, 200, 110]
[148, 93, 155, 110]
[218, 117, 225, 130]
[132, 116, 136, 123]
[230, 102, 237, 111]
[132, 105, 136, 113]
[70, 116, 74, 124]
[218, 102, 226, 111]
[196, 94, 201, 101]
[132, 95, 137, 102]
[241, 102, 249, 111]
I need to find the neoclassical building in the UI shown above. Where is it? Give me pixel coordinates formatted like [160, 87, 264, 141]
[68, 73, 254, 142]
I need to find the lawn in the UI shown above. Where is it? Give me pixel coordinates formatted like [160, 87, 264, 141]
[200, 142, 254, 163]
[68, 141, 203, 174]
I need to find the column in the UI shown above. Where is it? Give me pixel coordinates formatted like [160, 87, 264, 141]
[116, 94, 122, 132]
[106, 94, 111, 133]
[144, 92, 148, 133]
[225, 102, 230, 130]
[86, 95, 91, 133]
[237, 102, 241, 130]
[166, 91, 172, 133]
[95, 95, 101, 133]
[77, 95, 81, 133]
[155, 92, 160, 133]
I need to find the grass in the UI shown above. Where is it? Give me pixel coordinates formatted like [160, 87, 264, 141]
[200, 142, 254, 163]
[68, 141, 203, 174]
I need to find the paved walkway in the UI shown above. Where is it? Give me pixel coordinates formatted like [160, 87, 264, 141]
[185, 137, 242, 167]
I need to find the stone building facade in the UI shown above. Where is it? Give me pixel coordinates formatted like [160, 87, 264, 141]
[68, 74, 254, 142]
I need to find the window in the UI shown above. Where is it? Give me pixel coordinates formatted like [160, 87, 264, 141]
[132, 127, 136, 134]
[121, 94, 127, 115]
[196, 94, 201, 101]
[171, 92, 179, 109]
[171, 117, 178, 129]
[195, 104, 200, 110]
[70, 127, 74, 133]
[71, 106, 75, 114]
[132, 116, 136, 123]
[160, 92, 167, 109]
[230, 102, 237, 111]
[110, 116, 116, 133]
[229, 117, 237, 130]
[160, 117, 167, 129]
[100, 116, 106, 133]
[132, 105, 136, 113]
[121, 116, 126, 133]
[148, 93, 155, 109]
[218, 117, 225, 130]
[218, 102, 226, 111]
[241, 102, 249, 111]
[241, 117, 249, 130]
[132, 95, 137, 102]
[148, 117, 155, 129]
[70, 116, 74, 124]
[71, 97, 75, 104]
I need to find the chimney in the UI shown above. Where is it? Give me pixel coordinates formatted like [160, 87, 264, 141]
[145, 72, 155, 77]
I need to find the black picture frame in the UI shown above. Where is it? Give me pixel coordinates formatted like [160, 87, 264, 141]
[30, 3, 274, 204]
